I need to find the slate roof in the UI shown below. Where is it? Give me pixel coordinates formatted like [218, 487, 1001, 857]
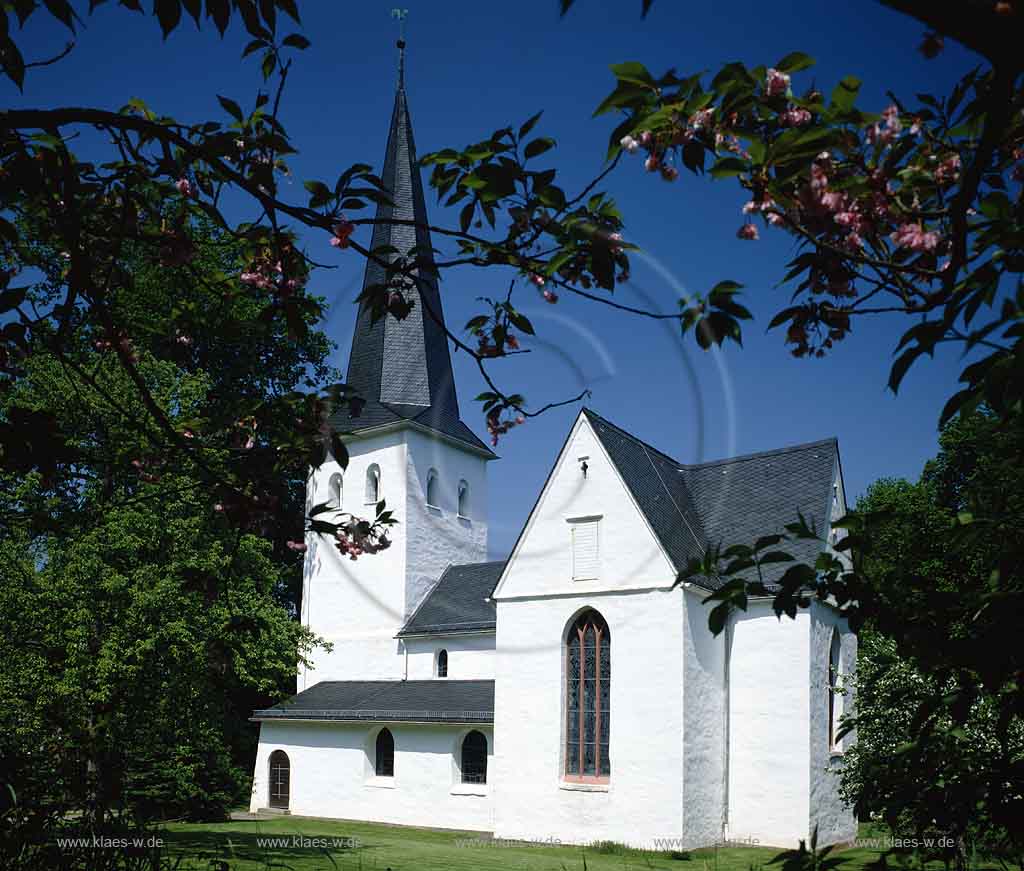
[397, 561, 502, 636]
[582, 408, 838, 591]
[252, 680, 494, 723]
[680, 436, 839, 589]
[330, 48, 493, 458]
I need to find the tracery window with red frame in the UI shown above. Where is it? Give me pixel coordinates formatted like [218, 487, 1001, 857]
[564, 609, 610, 782]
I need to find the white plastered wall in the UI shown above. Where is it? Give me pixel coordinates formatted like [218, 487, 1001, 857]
[249, 720, 493, 831]
[492, 591, 685, 848]
[681, 585, 727, 848]
[491, 412, 686, 848]
[301, 425, 489, 687]
[402, 634, 495, 680]
[808, 601, 857, 846]
[728, 601, 811, 847]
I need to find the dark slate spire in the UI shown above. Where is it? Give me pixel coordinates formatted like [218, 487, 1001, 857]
[331, 38, 493, 457]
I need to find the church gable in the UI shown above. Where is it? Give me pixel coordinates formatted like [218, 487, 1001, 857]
[491, 410, 680, 600]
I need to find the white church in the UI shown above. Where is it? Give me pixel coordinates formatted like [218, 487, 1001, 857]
[248, 42, 858, 850]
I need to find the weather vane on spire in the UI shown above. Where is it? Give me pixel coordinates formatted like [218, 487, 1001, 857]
[390, 8, 408, 88]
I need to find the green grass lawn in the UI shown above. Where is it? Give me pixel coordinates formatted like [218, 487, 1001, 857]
[159, 817, 994, 871]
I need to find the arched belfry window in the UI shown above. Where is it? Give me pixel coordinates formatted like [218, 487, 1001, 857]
[426, 468, 439, 508]
[268, 750, 290, 809]
[565, 609, 610, 781]
[375, 728, 394, 777]
[327, 472, 343, 509]
[436, 649, 448, 678]
[461, 730, 488, 784]
[457, 480, 469, 517]
[828, 630, 843, 750]
[365, 464, 380, 505]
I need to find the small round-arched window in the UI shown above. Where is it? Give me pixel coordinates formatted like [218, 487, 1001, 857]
[375, 728, 394, 777]
[365, 464, 380, 505]
[268, 750, 290, 809]
[461, 730, 488, 784]
[457, 480, 469, 517]
[828, 630, 843, 750]
[327, 472, 343, 509]
[436, 648, 448, 678]
[426, 468, 439, 508]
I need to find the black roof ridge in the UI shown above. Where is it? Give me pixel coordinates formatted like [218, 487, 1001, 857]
[449, 559, 506, 568]
[679, 437, 838, 471]
[581, 407, 683, 466]
[635, 439, 707, 557]
[583, 407, 837, 472]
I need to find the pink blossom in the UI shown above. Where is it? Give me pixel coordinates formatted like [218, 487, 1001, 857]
[529, 273, 546, 287]
[890, 222, 940, 252]
[638, 130, 653, 147]
[736, 223, 759, 241]
[810, 162, 829, 194]
[330, 220, 355, 248]
[660, 164, 679, 182]
[934, 153, 961, 185]
[780, 107, 812, 127]
[543, 289, 558, 303]
[644, 155, 660, 173]
[620, 135, 639, 154]
[689, 108, 714, 130]
[766, 211, 786, 226]
[182, 429, 195, 439]
[175, 177, 194, 197]
[765, 68, 791, 97]
[820, 191, 847, 213]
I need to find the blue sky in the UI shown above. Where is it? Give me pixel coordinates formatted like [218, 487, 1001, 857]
[13, 1, 981, 558]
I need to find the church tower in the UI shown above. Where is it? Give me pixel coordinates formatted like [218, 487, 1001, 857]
[300, 39, 495, 686]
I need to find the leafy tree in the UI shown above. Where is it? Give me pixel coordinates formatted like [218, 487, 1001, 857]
[840, 471, 1024, 869]
[0, 218, 329, 846]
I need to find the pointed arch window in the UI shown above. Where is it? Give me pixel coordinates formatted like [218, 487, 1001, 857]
[436, 648, 448, 678]
[426, 468, 439, 508]
[375, 728, 394, 777]
[268, 750, 290, 809]
[460, 730, 488, 784]
[565, 609, 610, 782]
[457, 480, 469, 518]
[365, 464, 380, 505]
[828, 630, 843, 751]
[327, 472, 343, 509]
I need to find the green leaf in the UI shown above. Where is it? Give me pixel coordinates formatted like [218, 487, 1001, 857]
[459, 202, 474, 234]
[153, 0, 181, 37]
[524, 137, 556, 160]
[206, 0, 230, 35]
[830, 75, 861, 113]
[282, 33, 310, 49]
[609, 60, 655, 86]
[242, 38, 266, 57]
[261, 49, 276, 79]
[774, 52, 815, 74]
[508, 310, 536, 335]
[217, 94, 244, 123]
[710, 157, 747, 179]
[518, 111, 543, 140]
[0, 37, 26, 89]
[43, 0, 76, 31]
[888, 346, 924, 394]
